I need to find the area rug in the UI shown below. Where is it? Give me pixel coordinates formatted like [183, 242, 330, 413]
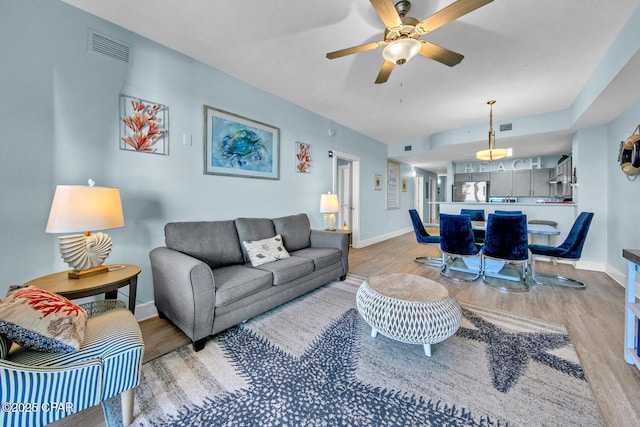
[104, 275, 603, 426]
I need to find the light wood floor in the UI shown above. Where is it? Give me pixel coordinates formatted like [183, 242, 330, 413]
[55, 232, 640, 427]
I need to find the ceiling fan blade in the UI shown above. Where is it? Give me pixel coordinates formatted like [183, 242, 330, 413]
[419, 41, 464, 67]
[369, 0, 402, 29]
[415, 0, 493, 35]
[326, 41, 385, 59]
[375, 60, 395, 84]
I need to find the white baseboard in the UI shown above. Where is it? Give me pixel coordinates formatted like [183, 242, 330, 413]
[134, 301, 158, 321]
[356, 227, 412, 248]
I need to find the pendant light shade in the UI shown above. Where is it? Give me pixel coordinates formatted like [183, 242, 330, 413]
[382, 38, 421, 65]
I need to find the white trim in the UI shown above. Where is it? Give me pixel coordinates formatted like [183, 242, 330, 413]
[332, 151, 361, 248]
[356, 227, 412, 248]
[134, 301, 158, 321]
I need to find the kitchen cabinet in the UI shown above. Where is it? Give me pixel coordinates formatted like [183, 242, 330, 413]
[492, 169, 552, 197]
[513, 170, 531, 196]
[551, 156, 572, 198]
[454, 172, 490, 182]
[490, 171, 513, 196]
[531, 169, 551, 197]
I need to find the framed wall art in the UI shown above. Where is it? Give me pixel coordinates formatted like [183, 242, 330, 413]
[386, 160, 400, 209]
[119, 94, 169, 155]
[402, 179, 407, 192]
[295, 141, 311, 173]
[204, 105, 280, 179]
[374, 174, 382, 190]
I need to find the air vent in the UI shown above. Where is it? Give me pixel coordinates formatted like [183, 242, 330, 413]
[499, 123, 512, 132]
[88, 30, 131, 64]
[404, 145, 412, 151]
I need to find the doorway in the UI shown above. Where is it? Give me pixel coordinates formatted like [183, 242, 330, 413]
[414, 173, 425, 220]
[332, 151, 361, 248]
[429, 176, 437, 222]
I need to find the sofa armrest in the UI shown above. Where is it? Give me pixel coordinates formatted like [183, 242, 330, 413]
[149, 247, 216, 343]
[310, 230, 349, 277]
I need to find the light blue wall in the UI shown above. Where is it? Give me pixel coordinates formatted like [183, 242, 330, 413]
[0, 0, 416, 303]
[604, 99, 640, 274]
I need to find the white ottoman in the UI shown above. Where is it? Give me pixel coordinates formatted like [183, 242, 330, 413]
[356, 273, 462, 357]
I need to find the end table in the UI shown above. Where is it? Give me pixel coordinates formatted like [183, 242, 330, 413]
[24, 264, 141, 314]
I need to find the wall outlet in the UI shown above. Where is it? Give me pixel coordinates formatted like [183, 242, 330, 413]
[182, 134, 192, 146]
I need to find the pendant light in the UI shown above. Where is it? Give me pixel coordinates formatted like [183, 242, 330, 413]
[476, 100, 512, 161]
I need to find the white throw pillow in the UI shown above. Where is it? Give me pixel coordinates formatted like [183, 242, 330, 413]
[243, 235, 290, 267]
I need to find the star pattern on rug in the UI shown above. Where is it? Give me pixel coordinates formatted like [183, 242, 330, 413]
[456, 308, 586, 393]
[156, 309, 502, 427]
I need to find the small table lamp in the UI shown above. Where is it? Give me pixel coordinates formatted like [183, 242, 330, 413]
[45, 181, 125, 279]
[319, 192, 339, 231]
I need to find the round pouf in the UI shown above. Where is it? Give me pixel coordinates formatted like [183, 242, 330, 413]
[356, 273, 462, 357]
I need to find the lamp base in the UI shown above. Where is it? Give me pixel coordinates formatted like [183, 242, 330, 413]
[68, 265, 109, 279]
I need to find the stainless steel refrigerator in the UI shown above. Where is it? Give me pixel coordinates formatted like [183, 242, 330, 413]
[453, 181, 489, 202]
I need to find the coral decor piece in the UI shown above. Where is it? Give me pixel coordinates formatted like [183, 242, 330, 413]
[295, 141, 311, 173]
[119, 94, 168, 154]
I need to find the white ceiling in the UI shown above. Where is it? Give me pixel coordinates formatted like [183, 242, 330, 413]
[62, 0, 640, 173]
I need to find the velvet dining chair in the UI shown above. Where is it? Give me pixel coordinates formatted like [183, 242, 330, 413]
[408, 209, 442, 268]
[528, 212, 594, 288]
[439, 214, 482, 281]
[482, 213, 530, 292]
[494, 210, 523, 215]
[460, 208, 486, 243]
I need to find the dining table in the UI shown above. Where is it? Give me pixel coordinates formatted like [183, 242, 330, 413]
[424, 220, 560, 244]
[423, 219, 561, 282]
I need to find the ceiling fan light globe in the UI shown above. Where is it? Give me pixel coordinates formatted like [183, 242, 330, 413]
[382, 39, 421, 65]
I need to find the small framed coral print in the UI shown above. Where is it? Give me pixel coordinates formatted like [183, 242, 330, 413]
[204, 105, 280, 180]
[119, 94, 168, 155]
[295, 141, 311, 173]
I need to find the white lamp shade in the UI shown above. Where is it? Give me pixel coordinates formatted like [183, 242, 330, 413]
[382, 39, 421, 64]
[46, 185, 125, 233]
[319, 193, 339, 213]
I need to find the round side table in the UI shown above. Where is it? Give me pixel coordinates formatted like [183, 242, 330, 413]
[24, 264, 141, 314]
[356, 272, 462, 357]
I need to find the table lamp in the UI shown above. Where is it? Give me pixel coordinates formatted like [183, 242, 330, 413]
[45, 181, 125, 279]
[319, 192, 339, 230]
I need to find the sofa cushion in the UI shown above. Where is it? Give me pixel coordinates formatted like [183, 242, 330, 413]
[242, 235, 290, 267]
[272, 213, 311, 252]
[255, 256, 314, 285]
[213, 265, 273, 307]
[290, 247, 342, 271]
[165, 221, 243, 269]
[235, 218, 276, 263]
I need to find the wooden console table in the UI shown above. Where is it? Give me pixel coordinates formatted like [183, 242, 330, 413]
[623, 249, 640, 370]
[24, 264, 140, 314]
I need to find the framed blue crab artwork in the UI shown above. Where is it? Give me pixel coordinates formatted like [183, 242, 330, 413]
[204, 105, 280, 179]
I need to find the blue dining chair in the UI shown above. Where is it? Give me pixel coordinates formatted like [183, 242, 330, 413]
[494, 210, 523, 215]
[460, 209, 486, 243]
[439, 214, 481, 281]
[528, 212, 594, 288]
[408, 209, 442, 267]
[482, 213, 529, 292]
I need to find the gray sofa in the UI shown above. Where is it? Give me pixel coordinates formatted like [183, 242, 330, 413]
[149, 213, 349, 351]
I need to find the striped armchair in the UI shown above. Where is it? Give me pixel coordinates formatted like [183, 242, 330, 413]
[0, 308, 144, 427]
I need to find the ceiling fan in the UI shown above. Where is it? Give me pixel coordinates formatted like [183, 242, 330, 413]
[326, 0, 493, 84]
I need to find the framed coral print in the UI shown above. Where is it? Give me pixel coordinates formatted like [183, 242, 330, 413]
[204, 105, 280, 179]
[295, 141, 311, 173]
[402, 179, 407, 192]
[374, 174, 382, 190]
[386, 160, 400, 209]
[120, 94, 168, 155]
